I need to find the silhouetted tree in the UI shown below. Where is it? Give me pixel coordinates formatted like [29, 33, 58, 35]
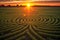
[16, 5, 19, 7]
[7, 5, 11, 7]
[1, 5, 5, 7]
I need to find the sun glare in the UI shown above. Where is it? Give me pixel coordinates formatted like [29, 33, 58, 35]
[23, 3, 34, 17]
[26, 3, 31, 7]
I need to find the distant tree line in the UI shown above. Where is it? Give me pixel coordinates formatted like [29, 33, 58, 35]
[0, 4, 25, 7]
[0, 4, 59, 7]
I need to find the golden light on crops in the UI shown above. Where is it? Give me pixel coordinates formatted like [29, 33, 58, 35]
[22, 3, 35, 17]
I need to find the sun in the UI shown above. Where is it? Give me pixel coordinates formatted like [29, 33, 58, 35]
[26, 3, 31, 7]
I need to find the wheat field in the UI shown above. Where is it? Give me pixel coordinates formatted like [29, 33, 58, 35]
[0, 7, 60, 40]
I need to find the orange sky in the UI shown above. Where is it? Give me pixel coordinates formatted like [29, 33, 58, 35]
[0, 1, 60, 6]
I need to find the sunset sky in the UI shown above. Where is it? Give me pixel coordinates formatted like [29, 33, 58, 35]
[0, 0, 60, 6]
[0, 0, 60, 1]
